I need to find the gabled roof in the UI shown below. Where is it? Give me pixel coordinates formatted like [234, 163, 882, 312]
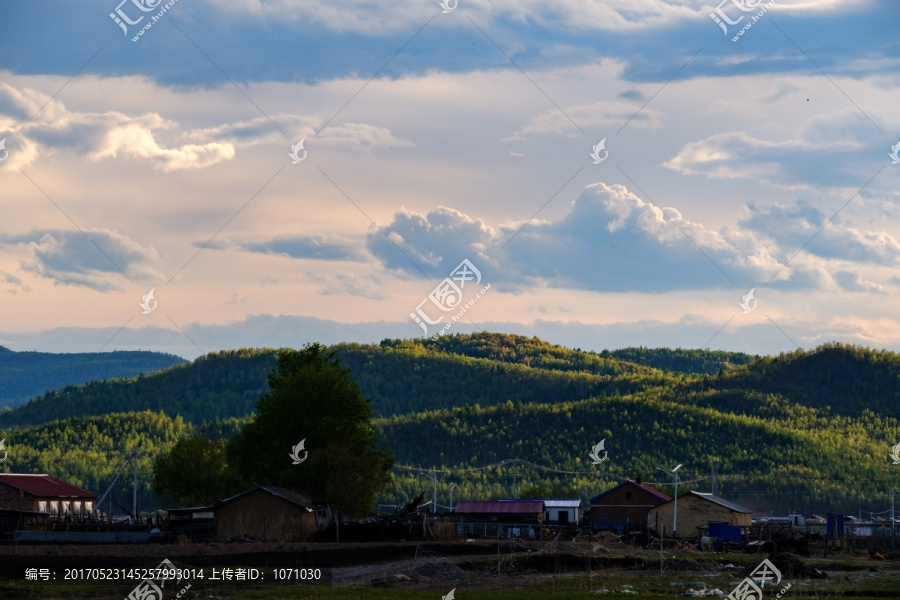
[590, 480, 670, 504]
[455, 500, 544, 514]
[651, 491, 751, 514]
[0, 474, 95, 498]
[499, 498, 581, 508]
[218, 485, 313, 511]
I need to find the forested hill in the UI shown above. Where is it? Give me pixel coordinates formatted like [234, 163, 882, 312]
[0, 346, 186, 408]
[0, 336, 676, 428]
[666, 343, 900, 419]
[0, 333, 756, 428]
[603, 347, 759, 375]
[1, 336, 898, 515]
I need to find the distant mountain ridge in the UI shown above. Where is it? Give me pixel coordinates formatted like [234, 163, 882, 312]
[0, 346, 187, 408]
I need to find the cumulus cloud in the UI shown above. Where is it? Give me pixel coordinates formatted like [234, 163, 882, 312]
[739, 201, 900, 265]
[367, 206, 496, 275]
[664, 108, 890, 188]
[0, 82, 233, 171]
[363, 182, 900, 293]
[0, 229, 162, 291]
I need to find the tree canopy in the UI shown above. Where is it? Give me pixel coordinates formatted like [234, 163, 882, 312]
[227, 344, 394, 518]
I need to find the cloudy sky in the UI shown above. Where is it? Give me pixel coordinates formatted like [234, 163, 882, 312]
[0, 0, 898, 359]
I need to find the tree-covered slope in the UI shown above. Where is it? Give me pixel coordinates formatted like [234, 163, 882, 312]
[378, 389, 900, 516]
[0, 336, 678, 427]
[0, 349, 277, 429]
[0, 346, 186, 408]
[666, 343, 900, 419]
[3, 337, 899, 519]
[0, 411, 192, 513]
[603, 346, 759, 375]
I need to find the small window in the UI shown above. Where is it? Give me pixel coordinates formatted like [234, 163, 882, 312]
[625, 492, 632, 499]
[84, 501, 93, 514]
[38, 501, 47, 513]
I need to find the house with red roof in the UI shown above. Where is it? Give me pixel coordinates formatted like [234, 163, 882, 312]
[589, 478, 671, 533]
[0, 474, 96, 518]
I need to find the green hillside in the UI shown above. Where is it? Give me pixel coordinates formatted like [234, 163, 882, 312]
[671, 342, 900, 418]
[0, 411, 191, 513]
[2, 335, 898, 517]
[0, 334, 685, 427]
[0, 346, 186, 408]
[604, 346, 759, 375]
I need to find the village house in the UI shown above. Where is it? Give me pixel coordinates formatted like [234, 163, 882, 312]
[0, 474, 95, 518]
[589, 479, 671, 533]
[648, 491, 753, 539]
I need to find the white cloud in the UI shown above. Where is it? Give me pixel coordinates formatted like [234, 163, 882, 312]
[0, 229, 163, 292]
[198, 0, 861, 35]
[0, 82, 234, 171]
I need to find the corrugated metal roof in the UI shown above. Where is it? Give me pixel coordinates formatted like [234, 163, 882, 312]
[590, 480, 671, 504]
[456, 500, 544, 514]
[218, 485, 313, 511]
[538, 499, 581, 508]
[0, 474, 95, 498]
[499, 498, 581, 508]
[689, 492, 752, 514]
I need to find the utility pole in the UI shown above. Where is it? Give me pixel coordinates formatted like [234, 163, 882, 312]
[512, 468, 517, 498]
[419, 472, 438, 514]
[132, 451, 138, 524]
[891, 488, 897, 550]
[657, 464, 682, 539]
[711, 461, 718, 496]
[449, 484, 458, 512]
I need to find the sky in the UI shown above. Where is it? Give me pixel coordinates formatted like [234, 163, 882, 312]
[0, 0, 899, 360]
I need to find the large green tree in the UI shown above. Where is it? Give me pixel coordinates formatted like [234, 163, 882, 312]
[152, 436, 241, 507]
[228, 344, 394, 520]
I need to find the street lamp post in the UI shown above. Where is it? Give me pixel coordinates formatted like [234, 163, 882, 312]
[656, 464, 682, 539]
[891, 487, 897, 550]
[419, 472, 438, 514]
[449, 483, 458, 512]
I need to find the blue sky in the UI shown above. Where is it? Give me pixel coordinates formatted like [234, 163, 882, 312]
[1, 0, 899, 359]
